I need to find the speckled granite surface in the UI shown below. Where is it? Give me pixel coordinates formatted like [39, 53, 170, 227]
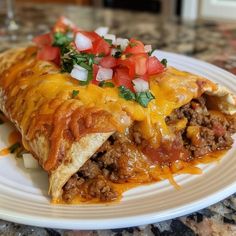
[0, 3, 236, 236]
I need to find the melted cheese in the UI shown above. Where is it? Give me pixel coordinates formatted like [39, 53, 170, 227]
[0, 47, 213, 171]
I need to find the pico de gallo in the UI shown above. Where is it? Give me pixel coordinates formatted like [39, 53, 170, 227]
[33, 16, 167, 108]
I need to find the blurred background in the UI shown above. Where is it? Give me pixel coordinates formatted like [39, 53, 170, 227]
[11, 0, 236, 20]
[0, 0, 236, 72]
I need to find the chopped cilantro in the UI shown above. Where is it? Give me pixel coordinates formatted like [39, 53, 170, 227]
[60, 47, 94, 74]
[72, 90, 79, 98]
[125, 53, 133, 58]
[99, 81, 115, 88]
[118, 86, 136, 101]
[8, 142, 21, 154]
[118, 86, 155, 107]
[16, 149, 27, 158]
[129, 42, 137, 48]
[79, 81, 89, 86]
[104, 38, 113, 45]
[148, 48, 155, 56]
[87, 70, 93, 82]
[135, 91, 155, 108]
[79, 62, 92, 71]
[98, 53, 105, 57]
[161, 58, 168, 67]
[31, 51, 37, 57]
[53, 32, 73, 47]
[88, 56, 94, 66]
[78, 70, 93, 86]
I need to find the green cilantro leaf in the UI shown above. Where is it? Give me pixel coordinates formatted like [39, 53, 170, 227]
[99, 81, 115, 88]
[60, 47, 94, 74]
[125, 53, 133, 58]
[118, 86, 135, 101]
[79, 62, 92, 71]
[104, 38, 113, 45]
[148, 48, 155, 56]
[77, 70, 93, 86]
[118, 86, 155, 107]
[72, 90, 79, 98]
[16, 149, 28, 158]
[129, 42, 137, 48]
[87, 70, 93, 82]
[98, 53, 105, 57]
[53, 32, 73, 47]
[135, 91, 155, 108]
[161, 58, 168, 67]
[8, 142, 21, 154]
[88, 56, 94, 66]
[79, 81, 89, 86]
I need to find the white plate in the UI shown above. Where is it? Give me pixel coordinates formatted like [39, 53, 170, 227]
[0, 51, 236, 230]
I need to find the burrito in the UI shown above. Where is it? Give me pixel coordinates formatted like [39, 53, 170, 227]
[0, 17, 235, 203]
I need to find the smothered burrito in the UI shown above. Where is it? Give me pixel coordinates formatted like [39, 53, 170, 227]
[0, 17, 236, 203]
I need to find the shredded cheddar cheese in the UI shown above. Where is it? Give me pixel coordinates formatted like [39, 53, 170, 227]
[0, 47, 216, 172]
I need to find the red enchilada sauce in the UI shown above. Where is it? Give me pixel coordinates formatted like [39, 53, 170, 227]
[0, 17, 235, 204]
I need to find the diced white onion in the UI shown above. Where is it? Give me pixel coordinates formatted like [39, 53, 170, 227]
[144, 44, 152, 53]
[151, 49, 159, 59]
[132, 78, 149, 92]
[96, 67, 113, 81]
[95, 27, 109, 36]
[70, 65, 88, 81]
[104, 34, 116, 45]
[116, 38, 129, 51]
[75, 32, 92, 51]
[23, 153, 39, 169]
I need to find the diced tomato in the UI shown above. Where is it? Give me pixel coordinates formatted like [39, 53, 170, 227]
[113, 68, 133, 90]
[93, 38, 111, 56]
[99, 56, 117, 68]
[91, 64, 99, 85]
[139, 73, 149, 81]
[53, 16, 77, 33]
[124, 38, 145, 54]
[130, 53, 148, 76]
[80, 31, 101, 43]
[36, 45, 60, 63]
[147, 56, 165, 75]
[118, 53, 148, 77]
[118, 58, 135, 78]
[33, 33, 52, 47]
[52, 51, 61, 66]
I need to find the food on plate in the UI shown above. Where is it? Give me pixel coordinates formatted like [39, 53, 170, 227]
[0, 17, 235, 203]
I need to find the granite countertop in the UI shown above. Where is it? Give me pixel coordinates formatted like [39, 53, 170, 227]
[1, 3, 236, 236]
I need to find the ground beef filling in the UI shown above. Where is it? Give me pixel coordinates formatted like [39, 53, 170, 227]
[62, 134, 150, 202]
[166, 96, 236, 158]
[63, 96, 236, 202]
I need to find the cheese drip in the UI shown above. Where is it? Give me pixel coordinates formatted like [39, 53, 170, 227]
[0, 47, 215, 171]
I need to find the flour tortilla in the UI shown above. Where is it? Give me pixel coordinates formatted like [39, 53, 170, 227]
[0, 47, 235, 201]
